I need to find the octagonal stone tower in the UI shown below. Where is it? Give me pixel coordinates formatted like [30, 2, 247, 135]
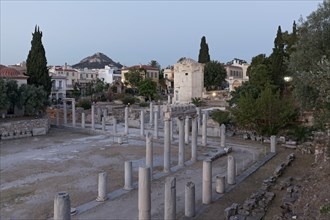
[173, 58, 204, 104]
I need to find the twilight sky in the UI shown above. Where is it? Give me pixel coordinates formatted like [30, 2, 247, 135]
[0, 0, 323, 68]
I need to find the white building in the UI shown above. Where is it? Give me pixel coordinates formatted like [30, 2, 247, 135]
[173, 58, 204, 104]
[48, 64, 79, 90]
[98, 65, 121, 84]
[225, 58, 249, 92]
[50, 75, 67, 101]
[77, 68, 99, 84]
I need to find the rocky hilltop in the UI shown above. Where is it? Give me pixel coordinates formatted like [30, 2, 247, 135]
[72, 52, 122, 69]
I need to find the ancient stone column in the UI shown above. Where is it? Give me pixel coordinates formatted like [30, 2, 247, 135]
[124, 161, 133, 190]
[270, 135, 276, 153]
[138, 167, 151, 220]
[96, 172, 108, 201]
[196, 107, 201, 131]
[202, 158, 212, 204]
[154, 110, 158, 138]
[103, 108, 108, 118]
[227, 155, 236, 185]
[164, 177, 176, 220]
[72, 99, 76, 127]
[97, 108, 101, 123]
[157, 104, 160, 119]
[168, 95, 171, 104]
[216, 175, 225, 194]
[170, 118, 174, 141]
[63, 101, 67, 125]
[81, 112, 85, 128]
[91, 105, 95, 130]
[185, 182, 195, 218]
[185, 116, 190, 144]
[149, 102, 153, 126]
[220, 124, 226, 148]
[113, 117, 117, 134]
[125, 106, 129, 135]
[56, 111, 60, 127]
[178, 117, 185, 167]
[54, 192, 71, 220]
[102, 117, 106, 131]
[164, 118, 171, 173]
[146, 132, 153, 179]
[140, 110, 145, 137]
[202, 112, 208, 146]
[191, 116, 198, 162]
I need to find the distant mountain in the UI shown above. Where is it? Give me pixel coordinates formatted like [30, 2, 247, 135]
[72, 52, 123, 69]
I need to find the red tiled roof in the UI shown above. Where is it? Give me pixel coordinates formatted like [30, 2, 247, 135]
[0, 66, 28, 79]
[122, 65, 159, 71]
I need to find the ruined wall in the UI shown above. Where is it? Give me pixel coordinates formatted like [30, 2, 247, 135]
[0, 118, 49, 140]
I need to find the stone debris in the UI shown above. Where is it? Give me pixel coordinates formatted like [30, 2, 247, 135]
[224, 154, 296, 220]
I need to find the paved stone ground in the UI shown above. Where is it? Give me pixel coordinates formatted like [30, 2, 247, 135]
[0, 124, 267, 220]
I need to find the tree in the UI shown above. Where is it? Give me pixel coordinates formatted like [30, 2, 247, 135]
[204, 60, 227, 90]
[19, 84, 48, 116]
[290, 1, 330, 129]
[124, 68, 143, 89]
[198, 36, 210, 63]
[269, 26, 287, 92]
[26, 25, 51, 97]
[148, 60, 161, 69]
[0, 79, 9, 111]
[5, 80, 19, 114]
[138, 78, 157, 101]
[247, 54, 272, 91]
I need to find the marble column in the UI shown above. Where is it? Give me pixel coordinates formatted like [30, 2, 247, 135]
[202, 158, 212, 204]
[54, 192, 71, 220]
[191, 116, 198, 162]
[81, 112, 85, 128]
[146, 132, 153, 179]
[216, 175, 225, 194]
[164, 118, 171, 173]
[168, 95, 171, 104]
[220, 124, 226, 148]
[102, 117, 106, 131]
[154, 110, 158, 138]
[227, 155, 236, 185]
[124, 161, 133, 190]
[185, 116, 189, 144]
[196, 107, 201, 131]
[91, 105, 95, 130]
[149, 102, 153, 126]
[138, 167, 151, 220]
[164, 177, 176, 220]
[270, 135, 276, 153]
[202, 112, 208, 146]
[72, 99, 76, 127]
[125, 106, 129, 135]
[96, 172, 108, 201]
[113, 117, 117, 134]
[56, 111, 60, 127]
[170, 118, 174, 141]
[178, 117, 185, 167]
[185, 182, 195, 218]
[63, 101, 67, 125]
[140, 110, 145, 137]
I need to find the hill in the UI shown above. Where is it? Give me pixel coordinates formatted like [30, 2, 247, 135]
[72, 52, 123, 69]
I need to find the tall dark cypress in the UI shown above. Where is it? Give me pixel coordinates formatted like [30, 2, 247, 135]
[270, 26, 286, 91]
[198, 36, 210, 63]
[26, 25, 51, 97]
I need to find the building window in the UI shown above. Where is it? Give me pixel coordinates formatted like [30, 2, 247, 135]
[72, 72, 74, 77]
[59, 80, 62, 89]
[185, 73, 188, 76]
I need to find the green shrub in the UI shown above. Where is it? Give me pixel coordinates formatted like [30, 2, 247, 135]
[211, 110, 231, 125]
[121, 96, 136, 105]
[76, 99, 91, 110]
[139, 102, 149, 107]
[191, 97, 204, 107]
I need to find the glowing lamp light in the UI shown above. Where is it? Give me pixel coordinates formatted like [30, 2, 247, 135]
[284, 76, 293, 82]
[212, 92, 216, 97]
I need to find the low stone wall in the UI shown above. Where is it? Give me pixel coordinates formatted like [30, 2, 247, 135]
[0, 118, 49, 140]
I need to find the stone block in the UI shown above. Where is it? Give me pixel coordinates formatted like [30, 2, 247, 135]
[32, 128, 47, 136]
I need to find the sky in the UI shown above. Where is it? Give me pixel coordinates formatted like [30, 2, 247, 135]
[0, 0, 323, 68]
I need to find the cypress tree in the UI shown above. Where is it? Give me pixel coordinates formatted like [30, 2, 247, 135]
[198, 36, 210, 63]
[26, 25, 51, 97]
[270, 26, 286, 92]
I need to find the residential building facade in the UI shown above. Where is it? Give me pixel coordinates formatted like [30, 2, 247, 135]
[225, 58, 249, 92]
[121, 65, 159, 85]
